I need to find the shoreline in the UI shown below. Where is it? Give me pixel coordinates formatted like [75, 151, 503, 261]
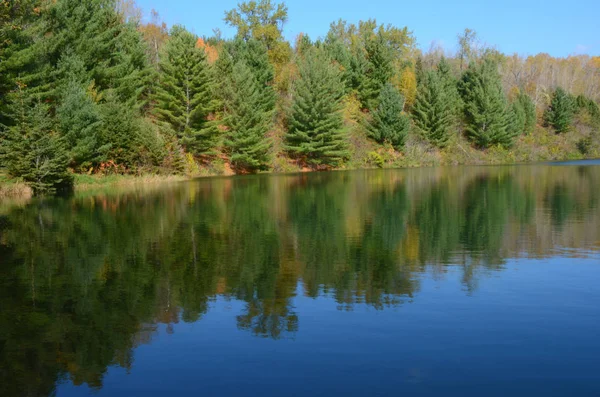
[1, 149, 598, 202]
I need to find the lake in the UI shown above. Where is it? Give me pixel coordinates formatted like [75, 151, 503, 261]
[1, 162, 599, 397]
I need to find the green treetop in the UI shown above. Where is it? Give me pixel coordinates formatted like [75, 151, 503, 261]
[544, 87, 575, 133]
[285, 48, 349, 167]
[1, 86, 72, 195]
[154, 25, 218, 155]
[367, 83, 410, 150]
[223, 61, 273, 172]
[412, 70, 454, 148]
[459, 59, 515, 148]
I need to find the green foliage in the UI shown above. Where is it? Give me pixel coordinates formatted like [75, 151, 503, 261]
[575, 95, 600, 125]
[367, 83, 410, 150]
[358, 32, 394, 110]
[224, 0, 288, 49]
[459, 59, 514, 148]
[412, 70, 454, 148]
[544, 87, 575, 133]
[285, 49, 349, 167]
[366, 151, 384, 168]
[437, 57, 461, 115]
[0, 92, 72, 195]
[56, 78, 105, 169]
[506, 92, 536, 137]
[218, 39, 276, 114]
[223, 61, 272, 172]
[518, 92, 537, 134]
[154, 25, 218, 155]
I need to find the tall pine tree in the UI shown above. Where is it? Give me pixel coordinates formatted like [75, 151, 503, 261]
[358, 32, 393, 111]
[367, 83, 410, 150]
[285, 49, 349, 167]
[223, 61, 272, 172]
[544, 87, 575, 133]
[154, 25, 218, 155]
[459, 59, 514, 148]
[412, 70, 455, 148]
[0, 86, 72, 195]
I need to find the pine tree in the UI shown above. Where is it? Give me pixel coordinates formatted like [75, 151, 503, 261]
[10, 0, 149, 107]
[367, 83, 410, 150]
[0, 87, 72, 195]
[240, 39, 276, 113]
[459, 59, 514, 148]
[412, 71, 454, 148]
[56, 78, 105, 170]
[285, 49, 349, 167]
[437, 57, 461, 115]
[223, 62, 272, 172]
[507, 92, 536, 137]
[222, 39, 276, 114]
[544, 87, 575, 133]
[358, 32, 393, 110]
[518, 92, 536, 134]
[154, 25, 218, 155]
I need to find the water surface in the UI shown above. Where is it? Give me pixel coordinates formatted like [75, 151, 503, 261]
[1, 163, 599, 396]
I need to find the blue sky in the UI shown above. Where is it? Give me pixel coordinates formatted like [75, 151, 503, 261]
[135, 0, 599, 57]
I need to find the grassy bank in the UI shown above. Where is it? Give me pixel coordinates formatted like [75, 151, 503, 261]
[0, 173, 189, 200]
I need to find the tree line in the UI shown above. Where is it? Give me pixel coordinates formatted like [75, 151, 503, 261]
[1, 0, 599, 194]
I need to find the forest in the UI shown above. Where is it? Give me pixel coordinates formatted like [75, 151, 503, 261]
[1, 0, 600, 194]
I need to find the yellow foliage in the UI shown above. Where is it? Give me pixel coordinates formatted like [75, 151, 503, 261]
[196, 38, 218, 64]
[397, 67, 417, 109]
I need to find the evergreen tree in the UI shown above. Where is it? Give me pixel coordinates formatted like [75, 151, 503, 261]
[0, 88, 72, 195]
[56, 78, 105, 170]
[10, 0, 149, 108]
[358, 32, 393, 110]
[367, 83, 410, 149]
[285, 49, 349, 167]
[507, 92, 536, 137]
[544, 87, 575, 133]
[518, 92, 537, 134]
[459, 59, 514, 148]
[223, 62, 272, 172]
[240, 39, 277, 113]
[0, 0, 41, 127]
[223, 39, 276, 114]
[154, 25, 218, 155]
[412, 71, 454, 147]
[437, 57, 461, 115]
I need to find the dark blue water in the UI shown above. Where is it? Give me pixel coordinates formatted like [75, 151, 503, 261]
[1, 163, 599, 396]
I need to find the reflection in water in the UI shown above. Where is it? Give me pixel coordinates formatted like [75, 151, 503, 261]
[0, 164, 599, 396]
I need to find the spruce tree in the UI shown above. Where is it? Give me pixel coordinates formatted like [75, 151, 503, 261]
[459, 59, 514, 148]
[367, 83, 410, 150]
[412, 71, 454, 148]
[223, 62, 272, 172]
[285, 49, 349, 167]
[0, 88, 72, 195]
[154, 25, 218, 155]
[544, 87, 575, 133]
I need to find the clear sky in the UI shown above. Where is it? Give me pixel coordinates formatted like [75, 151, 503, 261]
[135, 0, 599, 57]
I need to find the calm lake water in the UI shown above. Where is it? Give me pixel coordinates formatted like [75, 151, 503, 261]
[1, 162, 600, 397]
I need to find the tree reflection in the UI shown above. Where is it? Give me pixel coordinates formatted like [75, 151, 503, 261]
[0, 165, 599, 394]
